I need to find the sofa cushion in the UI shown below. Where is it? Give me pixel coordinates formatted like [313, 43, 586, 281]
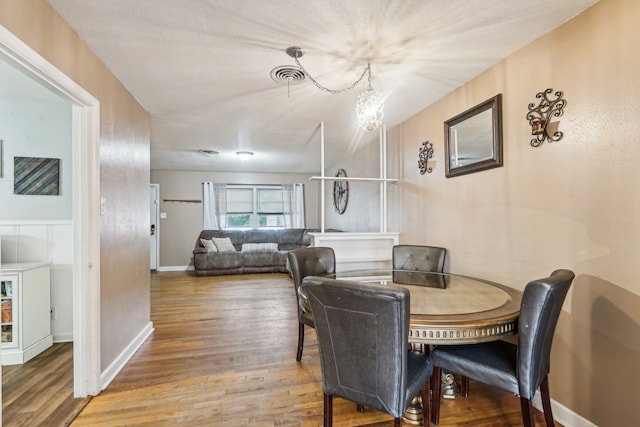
[197, 230, 244, 249]
[243, 229, 283, 245]
[275, 228, 306, 244]
[243, 251, 286, 268]
[241, 242, 279, 252]
[200, 238, 218, 252]
[196, 252, 243, 269]
[212, 237, 236, 252]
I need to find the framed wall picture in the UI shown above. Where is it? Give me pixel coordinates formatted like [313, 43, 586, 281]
[14, 156, 60, 195]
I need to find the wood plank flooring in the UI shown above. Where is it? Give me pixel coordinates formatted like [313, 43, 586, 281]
[6, 271, 562, 426]
[2, 342, 90, 426]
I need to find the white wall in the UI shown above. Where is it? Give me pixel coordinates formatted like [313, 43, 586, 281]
[0, 99, 72, 220]
[0, 98, 74, 342]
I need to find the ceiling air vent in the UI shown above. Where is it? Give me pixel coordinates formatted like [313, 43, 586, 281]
[270, 65, 306, 84]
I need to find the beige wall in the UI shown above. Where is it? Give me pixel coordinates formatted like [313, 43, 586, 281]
[0, 1, 151, 371]
[150, 170, 321, 267]
[377, 0, 636, 424]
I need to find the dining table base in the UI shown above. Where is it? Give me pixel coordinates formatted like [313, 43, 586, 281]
[441, 370, 459, 399]
[403, 370, 461, 425]
[403, 394, 424, 425]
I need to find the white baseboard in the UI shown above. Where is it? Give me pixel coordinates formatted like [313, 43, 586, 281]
[533, 391, 598, 427]
[156, 265, 193, 272]
[2, 335, 54, 365]
[100, 321, 154, 390]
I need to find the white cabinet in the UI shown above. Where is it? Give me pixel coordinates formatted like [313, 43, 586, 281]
[1, 262, 53, 365]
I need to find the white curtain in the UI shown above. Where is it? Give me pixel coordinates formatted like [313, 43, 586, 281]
[282, 183, 305, 228]
[202, 182, 227, 229]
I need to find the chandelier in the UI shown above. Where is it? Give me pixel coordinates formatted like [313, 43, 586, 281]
[285, 46, 384, 132]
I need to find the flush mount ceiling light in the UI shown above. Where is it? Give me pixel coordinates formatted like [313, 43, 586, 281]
[283, 46, 384, 132]
[236, 151, 254, 161]
[198, 149, 219, 155]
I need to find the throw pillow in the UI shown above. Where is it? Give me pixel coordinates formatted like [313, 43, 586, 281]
[212, 237, 236, 252]
[200, 238, 218, 253]
[241, 242, 279, 252]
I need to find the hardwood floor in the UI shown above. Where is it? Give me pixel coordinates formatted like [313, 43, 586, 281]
[2, 342, 90, 426]
[7, 271, 561, 426]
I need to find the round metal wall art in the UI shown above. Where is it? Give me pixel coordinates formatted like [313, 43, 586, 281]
[333, 169, 349, 214]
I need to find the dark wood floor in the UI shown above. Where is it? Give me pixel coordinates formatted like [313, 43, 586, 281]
[2, 342, 90, 426]
[5, 272, 562, 426]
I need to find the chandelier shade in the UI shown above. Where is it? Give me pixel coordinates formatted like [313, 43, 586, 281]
[356, 84, 384, 132]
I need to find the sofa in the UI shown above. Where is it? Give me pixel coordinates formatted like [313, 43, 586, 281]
[192, 228, 336, 276]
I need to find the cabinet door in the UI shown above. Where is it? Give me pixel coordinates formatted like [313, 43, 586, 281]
[1, 274, 18, 349]
[21, 267, 51, 348]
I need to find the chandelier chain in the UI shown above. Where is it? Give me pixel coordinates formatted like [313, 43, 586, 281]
[293, 56, 372, 94]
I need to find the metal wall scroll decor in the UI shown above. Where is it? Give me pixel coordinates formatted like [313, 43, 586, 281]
[418, 141, 433, 174]
[526, 88, 566, 147]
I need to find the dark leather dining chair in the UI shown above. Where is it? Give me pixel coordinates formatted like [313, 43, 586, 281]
[393, 245, 447, 273]
[302, 276, 433, 427]
[430, 269, 575, 427]
[286, 247, 336, 362]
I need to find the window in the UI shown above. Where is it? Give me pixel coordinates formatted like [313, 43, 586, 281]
[202, 181, 304, 230]
[226, 185, 285, 229]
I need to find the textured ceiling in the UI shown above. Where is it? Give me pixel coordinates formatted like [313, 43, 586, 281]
[43, 0, 598, 173]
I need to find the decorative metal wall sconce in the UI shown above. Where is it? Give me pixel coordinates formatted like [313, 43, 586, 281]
[418, 141, 434, 174]
[526, 88, 566, 147]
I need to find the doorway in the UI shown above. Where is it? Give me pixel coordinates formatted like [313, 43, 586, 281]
[150, 184, 159, 270]
[0, 25, 101, 399]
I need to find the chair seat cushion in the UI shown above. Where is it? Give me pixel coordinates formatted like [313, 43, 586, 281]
[431, 340, 519, 396]
[405, 350, 433, 410]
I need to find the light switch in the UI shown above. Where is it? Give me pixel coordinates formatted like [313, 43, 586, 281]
[100, 197, 106, 215]
[160, 212, 167, 219]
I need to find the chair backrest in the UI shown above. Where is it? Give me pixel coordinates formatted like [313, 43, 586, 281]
[287, 247, 336, 319]
[392, 245, 447, 273]
[517, 269, 575, 399]
[302, 276, 411, 418]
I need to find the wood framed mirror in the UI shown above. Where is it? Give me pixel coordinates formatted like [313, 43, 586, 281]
[444, 94, 503, 178]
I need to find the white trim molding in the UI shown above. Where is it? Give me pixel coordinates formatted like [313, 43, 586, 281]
[100, 322, 154, 391]
[157, 265, 194, 272]
[533, 391, 598, 427]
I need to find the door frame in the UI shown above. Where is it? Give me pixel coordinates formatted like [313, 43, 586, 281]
[0, 26, 101, 397]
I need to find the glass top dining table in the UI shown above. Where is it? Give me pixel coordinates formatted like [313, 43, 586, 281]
[316, 269, 521, 345]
